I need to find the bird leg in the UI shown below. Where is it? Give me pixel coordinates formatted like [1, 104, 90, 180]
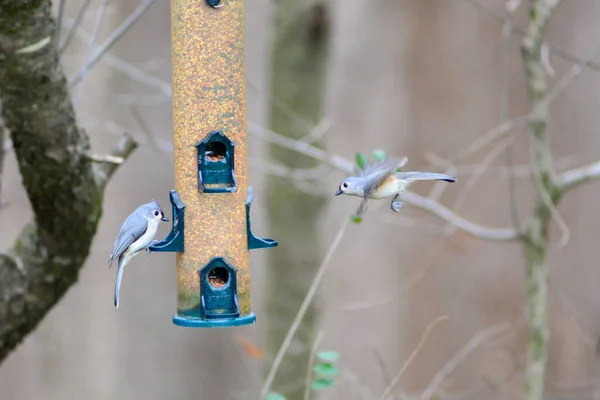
[357, 198, 369, 216]
[390, 193, 404, 213]
[146, 240, 158, 258]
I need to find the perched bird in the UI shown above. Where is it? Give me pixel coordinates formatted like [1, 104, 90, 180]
[109, 200, 168, 308]
[335, 157, 456, 216]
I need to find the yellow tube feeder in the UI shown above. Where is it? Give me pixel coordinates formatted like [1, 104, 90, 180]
[149, 0, 277, 328]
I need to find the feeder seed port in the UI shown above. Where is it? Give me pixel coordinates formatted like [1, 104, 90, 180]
[208, 266, 229, 288]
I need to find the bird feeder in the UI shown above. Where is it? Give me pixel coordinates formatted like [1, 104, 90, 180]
[148, 0, 277, 328]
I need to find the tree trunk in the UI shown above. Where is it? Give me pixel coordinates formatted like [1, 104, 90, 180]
[0, 0, 135, 363]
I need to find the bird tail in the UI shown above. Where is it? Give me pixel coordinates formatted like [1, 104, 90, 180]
[114, 257, 126, 309]
[397, 172, 456, 183]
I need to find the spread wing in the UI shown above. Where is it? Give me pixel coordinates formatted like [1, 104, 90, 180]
[361, 157, 408, 194]
[109, 212, 147, 266]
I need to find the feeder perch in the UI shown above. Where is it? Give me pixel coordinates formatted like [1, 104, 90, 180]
[148, 190, 185, 253]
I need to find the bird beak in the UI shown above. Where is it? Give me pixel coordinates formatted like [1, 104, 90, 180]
[335, 189, 343, 196]
[161, 216, 169, 222]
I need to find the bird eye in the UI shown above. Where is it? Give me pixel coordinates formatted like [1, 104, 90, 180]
[154, 211, 159, 216]
[342, 182, 348, 188]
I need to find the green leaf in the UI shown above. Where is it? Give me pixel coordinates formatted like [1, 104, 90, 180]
[312, 378, 335, 390]
[313, 363, 340, 377]
[317, 351, 340, 362]
[266, 393, 287, 400]
[355, 152, 367, 171]
[351, 215, 362, 224]
[372, 149, 386, 162]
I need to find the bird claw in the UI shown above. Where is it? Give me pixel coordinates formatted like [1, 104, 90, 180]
[391, 201, 404, 213]
[146, 241, 158, 258]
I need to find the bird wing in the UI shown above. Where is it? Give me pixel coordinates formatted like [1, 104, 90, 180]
[109, 213, 148, 266]
[361, 157, 408, 193]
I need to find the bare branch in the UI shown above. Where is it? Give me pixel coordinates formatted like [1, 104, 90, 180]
[72, 0, 111, 107]
[58, 0, 92, 52]
[64, 17, 172, 96]
[520, 1, 563, 400]
[420, 322, 512, 400]
[403, 192, 518, 241]
[68, 0, 157, 88]
[462, 0, 600, 73]
[559, 160, 600, 191]
[55, 0, 67, 41]
[456, 114, 532, 161]
[542, 44, 600, 108]
[259, 218, 350, 400]
[94, 133, 138, 189]
[445, 138, 514, 236]
[425, 153, 578, 178]
[248, 122, 519, 241]
[500, 5, 522, 232]
[249, 158, 331, 181]
[128, 105, 171, 158]
[378, 316, 450, 400]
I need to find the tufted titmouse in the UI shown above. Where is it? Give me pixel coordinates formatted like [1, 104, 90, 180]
[109, 200, 168, 308]
[335, 157, 456, 216]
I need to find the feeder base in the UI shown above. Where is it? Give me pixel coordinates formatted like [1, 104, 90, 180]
[172, 313, 256, 328]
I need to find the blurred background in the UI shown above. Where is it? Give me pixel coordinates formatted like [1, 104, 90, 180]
[2, 0, 600, 399]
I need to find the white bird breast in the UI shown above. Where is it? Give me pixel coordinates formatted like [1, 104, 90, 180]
[370, 176, 408, 199]
[125, 217, 160, 257]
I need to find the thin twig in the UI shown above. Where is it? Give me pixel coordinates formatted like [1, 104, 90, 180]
[332, 237, 451, 313]
[374, 350, 395, 399]
[59, 0, 93, 52]
[419, 322, 512, 400]
[63, 17, 172, 96]
[303, 330, 324, 400]
[72, 0, 111, 107]
[401, 191, 518, 241]
[298, 118, 334, 144]
[259, 218, 350, 400]
[55, 0, 68, 42]
[455, 114, 532, 161]
[542, 43, 600, 108]
[424, 153, 577, 178]
[501, 3, 522, 231]
[378, 316, 449, 400]
[460, 0, 600, 72]
[339, 367, 379, 400]
[68, 0, 157, 88]
[248, 122, 518, 241]
[94, 132, 139, 188]
[444, 138, 513, 236]
[128, 105, 171, 158]
[87, 153, 125, 164]
[559, 159, 600, 191]
[249, 158, 331, 181]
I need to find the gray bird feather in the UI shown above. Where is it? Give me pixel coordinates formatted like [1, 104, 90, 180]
[396, 171, 456, 182]
[361, 157, 408, 195]
[108, 200, 162, 267]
